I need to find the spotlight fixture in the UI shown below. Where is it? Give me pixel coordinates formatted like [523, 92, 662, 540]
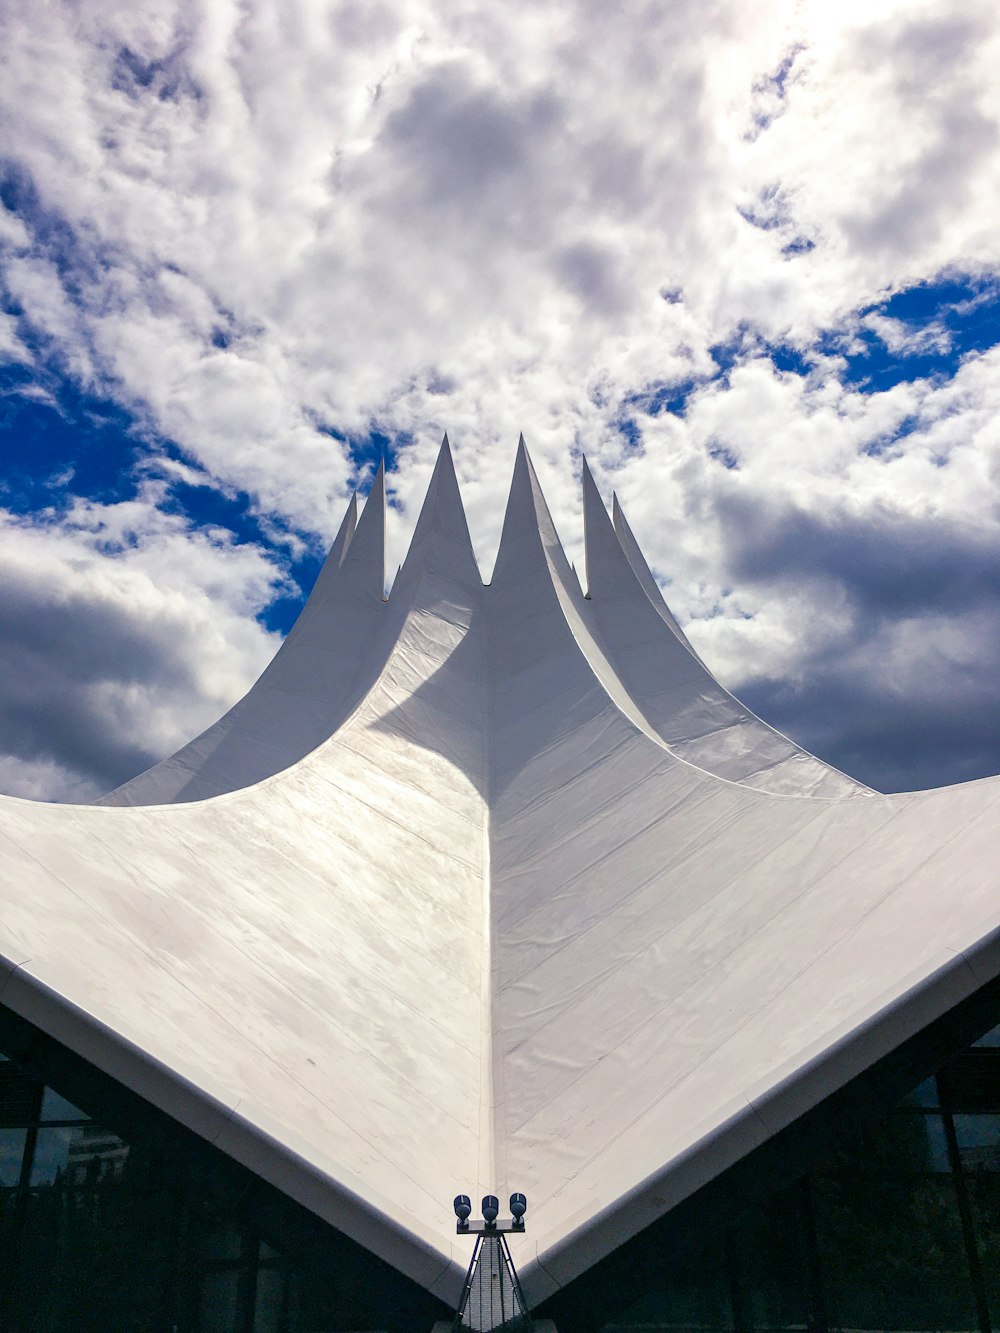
[450, 1190, 529, 1235]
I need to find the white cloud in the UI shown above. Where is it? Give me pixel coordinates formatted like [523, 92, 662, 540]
[0, 312, 29, 364]
[1, 0, 999, 794]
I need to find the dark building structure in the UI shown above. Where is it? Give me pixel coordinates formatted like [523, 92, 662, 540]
[4, 998, 1000, 1330]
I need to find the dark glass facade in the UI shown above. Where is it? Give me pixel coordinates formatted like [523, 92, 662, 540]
[545, 1023, 1000, 1333]
[0, 1019, 447, 1333]
[4, 1010, 1000, 1332]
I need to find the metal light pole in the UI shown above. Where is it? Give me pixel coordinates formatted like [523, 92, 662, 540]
[450, 1193, 532, 1332]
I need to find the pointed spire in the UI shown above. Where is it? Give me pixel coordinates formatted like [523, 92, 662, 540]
[498, 436, 540, 545]
[493, 433, 576, 591]
[397, 434, 480, 588]
[581, 456, 624, 599]
[612, 493, 700, 657]
[330, 492, 358, 570]
[612, 493, 667, 609]
[494, 435, 536, 576]
[339, 460, 386, 600]
[279, 491, 358, 638]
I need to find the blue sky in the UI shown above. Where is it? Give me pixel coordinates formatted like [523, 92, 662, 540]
[1, 0, 1000, 799]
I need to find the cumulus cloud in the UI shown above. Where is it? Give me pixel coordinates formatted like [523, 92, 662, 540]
[0, 0, 999, 795]
[606, 342, 1000, 790]
[0, 488, 282, 799]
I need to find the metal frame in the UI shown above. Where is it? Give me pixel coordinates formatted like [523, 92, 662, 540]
[452, 1231, 532, 1333]
[456, 1219, 525, 1236]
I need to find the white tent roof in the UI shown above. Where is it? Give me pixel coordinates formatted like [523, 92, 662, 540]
[1, 437, 997, 1304]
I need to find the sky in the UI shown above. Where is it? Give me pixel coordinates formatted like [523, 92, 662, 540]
[1, 0, 999, 802]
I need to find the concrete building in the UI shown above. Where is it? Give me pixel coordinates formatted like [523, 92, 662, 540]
[1, 437, 998, 1331]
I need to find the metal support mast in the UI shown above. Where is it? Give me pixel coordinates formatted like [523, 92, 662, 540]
[451, 1194, 532, 1333]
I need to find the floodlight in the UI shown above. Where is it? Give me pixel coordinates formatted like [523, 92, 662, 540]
[510, 1192, 527, 1220]
[453, 1194, 472, 1222]
[481, 1194, 499, 1224]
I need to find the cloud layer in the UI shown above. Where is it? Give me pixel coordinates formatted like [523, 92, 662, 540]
[1, 0, 999, 798]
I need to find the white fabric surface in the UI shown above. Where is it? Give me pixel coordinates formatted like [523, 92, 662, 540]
[0, 438, 997, 1304]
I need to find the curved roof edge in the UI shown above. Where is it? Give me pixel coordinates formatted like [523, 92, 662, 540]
[101, 437, 870, 806]
[519, 926, 1000, 1303]
[0, 953, 469, 1303]
[100, 442, 485, 808]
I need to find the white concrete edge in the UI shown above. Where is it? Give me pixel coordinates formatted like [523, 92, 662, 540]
[519, 934, 1000, 1303]
[0, 949, 31, 991]
[0, 957, 465, 1301]
[0, 955, 242, 1144]
[517, 1091, 769, 1301]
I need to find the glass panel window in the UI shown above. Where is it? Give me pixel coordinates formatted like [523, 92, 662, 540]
[972, 1024, 1000, 1048]
[832, 1110, 952, 1175]
[39, 1086, 90, 1123]
[732, 1188, 814, 1331]
[966, 1175, 1000, 1326]
[199, 1270, 242, 1333]
[920, 1114, 952, 1173]
[900, 1076, 939, 1108]
[598, 1238, 734, 1331]
[954, 1114, 1000, 1172]
[29, 1125, 81, 1186]
[600, 1291, 733, 1332]
[939, 1054, 1000, 1112]
[0, 1125, 28, 1186]
[29, 1124, 128, 1186]
[254, 1265, 286, 1332]
[200, 1215, 246, 1264]
[812, 1175, 977, 1331]
[0, 1068, 39, 1126]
